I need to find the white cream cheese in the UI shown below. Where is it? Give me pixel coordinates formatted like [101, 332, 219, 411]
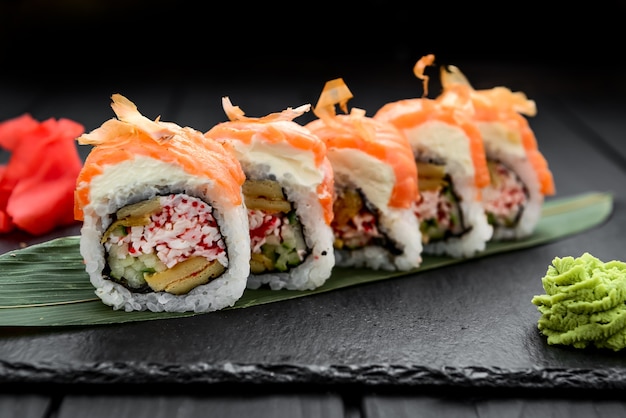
[478, 121, 526, 159]
[232, 135, 323, 188]
[403, 120, 476, 179]
[327, 148, 394, 210]
[86, 156, 210, 220]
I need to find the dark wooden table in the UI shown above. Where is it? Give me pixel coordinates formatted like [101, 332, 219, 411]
[2, 2, 626, 417]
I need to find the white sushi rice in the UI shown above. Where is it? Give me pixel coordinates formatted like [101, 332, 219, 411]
[79, 156, 250, 313]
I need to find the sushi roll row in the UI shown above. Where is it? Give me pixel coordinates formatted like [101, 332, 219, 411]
[374, 55, 555, 257]
[75, 94, 338, 313]
[73, 58, 554, 313]
[439, 65, 555, 240]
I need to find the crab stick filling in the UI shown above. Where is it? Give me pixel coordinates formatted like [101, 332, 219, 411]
[102, 193, 227, 294]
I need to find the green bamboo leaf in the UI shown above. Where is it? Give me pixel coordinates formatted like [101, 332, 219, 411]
[0, 192, 613, 326]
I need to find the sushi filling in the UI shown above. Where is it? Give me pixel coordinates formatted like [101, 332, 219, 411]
[482, 160, 529, 228]
[102, 193, 228, 294]
[332, 187, 402, 254]
[244, 179, 308, 274]
[412, 160, 469, 244]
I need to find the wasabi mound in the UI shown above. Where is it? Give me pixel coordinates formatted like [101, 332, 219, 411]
[532, 252, 626, 351]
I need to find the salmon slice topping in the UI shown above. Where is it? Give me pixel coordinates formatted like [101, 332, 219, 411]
[74, 94, 246, 221]
[206, 97, 335, 226]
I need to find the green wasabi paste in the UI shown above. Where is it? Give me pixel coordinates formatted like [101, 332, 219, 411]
[531, 252, 626, 351]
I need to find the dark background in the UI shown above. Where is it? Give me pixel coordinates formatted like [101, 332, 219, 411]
[3, 3, 626, 414]
[1, 0, 625, 87]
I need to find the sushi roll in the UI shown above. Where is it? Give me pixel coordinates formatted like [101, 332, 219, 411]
[305, 78, 423, 271]
[374, 56, 493, 258]
[74, 94, 250, 313]
[205, 97, 335, 291]
[440, 65, 556, 240]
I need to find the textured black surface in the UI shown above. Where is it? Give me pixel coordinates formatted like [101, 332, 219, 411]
[2, 244, 626, 392]
[2, 360, 626, 391]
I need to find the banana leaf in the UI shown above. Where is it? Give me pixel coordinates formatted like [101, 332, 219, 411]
[0, 192, 613, 326]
